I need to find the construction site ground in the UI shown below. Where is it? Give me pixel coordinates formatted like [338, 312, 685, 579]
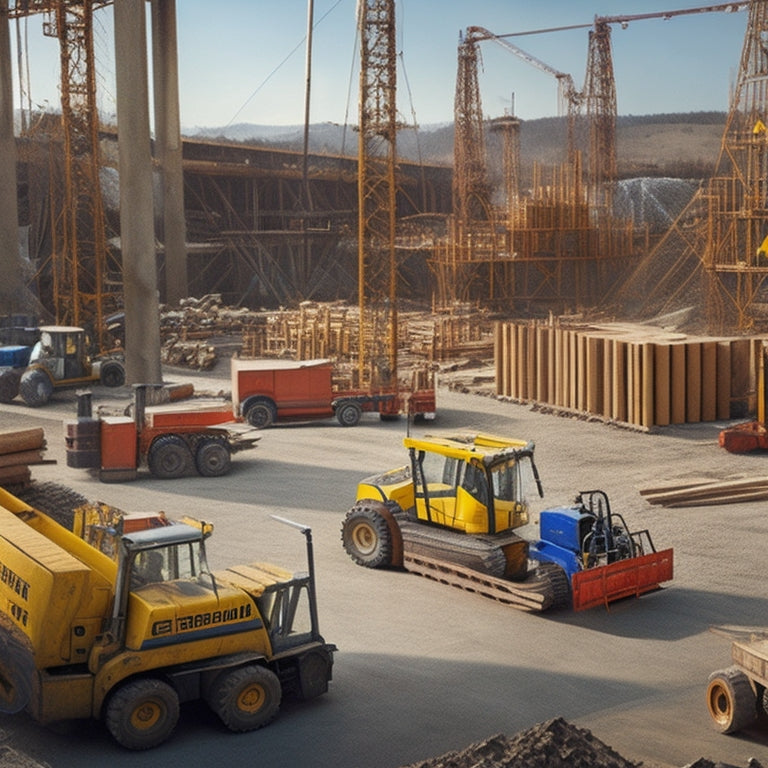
[0, 357, 767, 768]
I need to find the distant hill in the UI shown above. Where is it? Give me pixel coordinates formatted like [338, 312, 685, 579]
[187, 111, 726, 182]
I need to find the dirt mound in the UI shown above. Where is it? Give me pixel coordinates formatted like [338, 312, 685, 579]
[400, 717, 764, 768]
[401, 717, 640, 768]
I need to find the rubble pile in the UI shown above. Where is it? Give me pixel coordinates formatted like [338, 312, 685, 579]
[400, 718, 762, 768]
[401, 719, 640, 768]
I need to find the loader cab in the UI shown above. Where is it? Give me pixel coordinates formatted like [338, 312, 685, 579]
[29, 326, 91, 381]
[110, 522, 215, 642]
[406, 436, 542, 535]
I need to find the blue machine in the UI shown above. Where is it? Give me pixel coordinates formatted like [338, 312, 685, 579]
[0, 346, 33, 369]
[529, 490, 643, 581]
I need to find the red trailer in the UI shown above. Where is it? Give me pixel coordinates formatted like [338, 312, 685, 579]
[231, 358, 436, 428]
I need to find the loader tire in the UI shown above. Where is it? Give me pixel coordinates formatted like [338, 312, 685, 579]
[341, 502, 394, 568]
[195, 438, 232, 477]
[19, 369, 53, 407]
[16, 481, 88, 529]
[105, 678, 180, 750]
[0, 369, 20, 403]
[706, 666, 757, 734]
[0, 618, 35, 714]
[244, 398, 277, 429]
[148, 435, 193, 479]
[208, 665, 281, 732]
[100, 360, 125, 388]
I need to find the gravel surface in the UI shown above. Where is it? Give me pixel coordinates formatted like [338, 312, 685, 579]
[1, 359, 768, 768]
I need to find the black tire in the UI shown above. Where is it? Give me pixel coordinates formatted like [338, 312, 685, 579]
[535, 562, 572, 610]
[706, 666, 757, 734]
[147, 435, 193, 479]
[105, 678, 180, 750]
[341, 502, 393, 568]
[296, 647, 334, 700]
[208, 665, 281, 732]
[100, 361, 126, 388]
[19, 369, 53, 407]
[15, 481, 88, 529]
[195, 438, 232, 477]
[244, 398, 277, 429]
[0, 369, 20, 403]
[336, 401, 362, 427]
[0, 621, 35, 714]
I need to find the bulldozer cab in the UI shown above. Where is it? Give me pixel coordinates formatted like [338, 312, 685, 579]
[406, 435, 542, 535]
[30, 326, 91, 381]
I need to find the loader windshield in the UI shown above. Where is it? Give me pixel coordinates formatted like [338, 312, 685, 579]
[487, 453, 540, 530]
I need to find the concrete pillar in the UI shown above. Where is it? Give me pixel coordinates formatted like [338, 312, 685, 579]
[151, 0, 187, 306]
[114, 0, 162, 384]
[0, 1, 23, 314]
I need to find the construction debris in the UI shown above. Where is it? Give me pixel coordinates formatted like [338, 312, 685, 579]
[399, 717, 761, 768]
[157, 296, 493, 379]
[400, 718, 640, 768]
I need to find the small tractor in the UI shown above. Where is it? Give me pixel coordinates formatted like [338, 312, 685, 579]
[0, 484, 335, 750]
[341, 433, 673, 612]
[17, 325, 125, 407]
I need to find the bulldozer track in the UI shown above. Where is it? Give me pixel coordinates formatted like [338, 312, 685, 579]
[402, 552, 558, 612]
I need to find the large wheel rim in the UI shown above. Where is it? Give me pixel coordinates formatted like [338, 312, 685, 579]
[707, 679, 733, 727]
[158, 448, 185, 475]
[351, 521, 377, 555]
[197, 442, 230, 476]
[130, 698, 164, 731]
[102, 364, 125, 387]
[237, 682, 267, 714]
[248, 405, 272, 428]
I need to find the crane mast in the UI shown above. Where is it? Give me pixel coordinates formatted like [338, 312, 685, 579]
[10, 1, 116, 351]
[357, 0, 397, 389]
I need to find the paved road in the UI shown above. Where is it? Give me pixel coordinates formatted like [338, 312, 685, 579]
[1, 376, 767, 768]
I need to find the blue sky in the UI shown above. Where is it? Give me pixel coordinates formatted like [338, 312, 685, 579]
[11, 1, 750, 130]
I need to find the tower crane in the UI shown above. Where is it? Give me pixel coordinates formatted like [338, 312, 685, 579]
[466, 26, 583, 164]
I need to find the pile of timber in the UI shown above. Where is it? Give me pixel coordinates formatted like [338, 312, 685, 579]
[0, 428, 53, 490]
[240, 301, 491, 376]
[495, 320, 758, 428]
[640, 476, 768, 507]
[159, 296, 493, 373]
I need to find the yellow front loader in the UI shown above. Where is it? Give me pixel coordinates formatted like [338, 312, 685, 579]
[0, 485, 334, 750]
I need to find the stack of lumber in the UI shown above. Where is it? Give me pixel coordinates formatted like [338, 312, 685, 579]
[640, 476, 768, 507]
[495, 319, 759, 428]
[0, 428, 53, 489]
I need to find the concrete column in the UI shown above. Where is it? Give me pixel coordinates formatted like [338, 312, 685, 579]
[114, 0, 162, 384]
[151, 0, 187, 306]
[0, 1, 23, 314]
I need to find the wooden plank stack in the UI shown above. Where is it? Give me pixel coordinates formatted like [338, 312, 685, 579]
[495, 320, 760, 428]
[640, 476, 768, 507]
[0, 428, 52, 489]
